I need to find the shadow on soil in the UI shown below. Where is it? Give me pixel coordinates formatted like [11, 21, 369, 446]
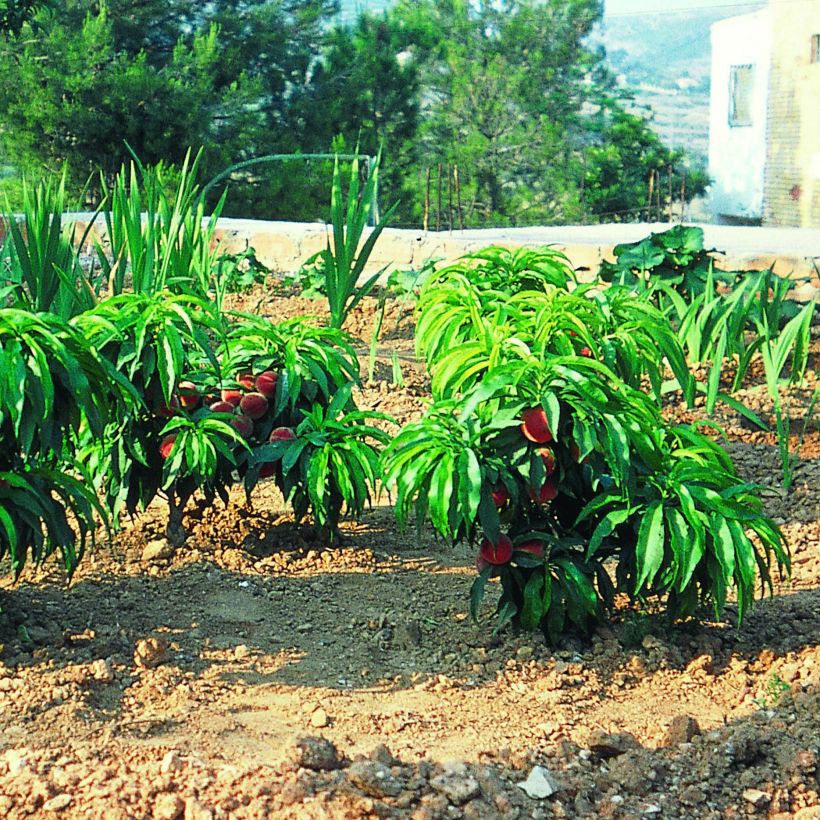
[1, 539, 818, 716]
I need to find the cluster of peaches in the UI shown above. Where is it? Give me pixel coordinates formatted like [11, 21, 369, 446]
[154, 371, 296, 477]
[476, 406, 568, 572]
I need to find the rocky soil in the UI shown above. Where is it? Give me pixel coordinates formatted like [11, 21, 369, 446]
[0, 288, 818, 819]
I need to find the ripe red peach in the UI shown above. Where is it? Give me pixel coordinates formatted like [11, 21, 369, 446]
[155, 395, 180, 418]
[220, 388, 243, 407]
[230, 414, 254, 439]
[269, 426, 296, 442]
[491, 484, 510, 508]
[239, 392, 269, 420]
[521, 407, 553, 443]
[209, 400, 236, 414]
[159, 433, 178, 460]
[517, 540, 546, 559]
[177, 381, 201, 410]
[237, 371, 256, 391]
[537, 447, 557, 475]
[255, 371, 279, 398]
[479, 534, 514, 565]
[528, 476, 559, 505]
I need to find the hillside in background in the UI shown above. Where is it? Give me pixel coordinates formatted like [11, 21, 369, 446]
[602, 3, 765, 161]
[338, 0, 766, 165]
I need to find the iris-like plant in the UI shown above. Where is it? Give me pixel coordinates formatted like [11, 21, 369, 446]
[320, 151, 396, 329]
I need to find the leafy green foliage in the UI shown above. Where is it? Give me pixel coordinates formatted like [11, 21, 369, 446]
[282, 250, 331, 299]
[3, 174, 96, 319]
[386, 244, 790, 642]
[414, 248, 692, 405]
[96, 151, 229, 304]
[250, 385, 392, 540]
[74, 291, 224, 528]
[599, 226, 727, 299]
[0, 0, 705, 227]
[0, 0, 53, 37]
[0, 308, 125, 575]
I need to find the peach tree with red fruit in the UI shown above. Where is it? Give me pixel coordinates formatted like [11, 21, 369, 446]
[383, 248, 788, 642]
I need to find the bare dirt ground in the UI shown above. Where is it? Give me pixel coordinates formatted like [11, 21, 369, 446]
[0, 288, 818, 819]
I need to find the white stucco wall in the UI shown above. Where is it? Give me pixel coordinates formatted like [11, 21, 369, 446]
[708, 9, 771, 221]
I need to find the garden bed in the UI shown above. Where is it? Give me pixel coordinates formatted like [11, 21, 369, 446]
[0, 288, 818, 819]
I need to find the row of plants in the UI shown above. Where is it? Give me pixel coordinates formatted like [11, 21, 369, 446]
[1, 156, 815, 645]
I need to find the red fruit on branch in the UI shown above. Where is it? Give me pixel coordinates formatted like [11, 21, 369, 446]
[258, 463, 276, 479]
[220, 389, 243, 407]
[517, 540, 546, 559]
[209, 400, 236, 414]
[230, 414, 254, 439]
[479, 534, 514, 565]
[521, 407, 553, 443]
[239, 392, 269, 420]
[491, 484, 510, 508]
[159, 433, 177, 460]
[528, 476, 559, 505]
[537, 447, 557, 475]
[255, 371, 279, 398]
[580, 346, 593, 358]
[269, 426, 296, 442]
[155, 395, 180, 418]
[177, 381, 201, 410]
[237, 371, 256, 391]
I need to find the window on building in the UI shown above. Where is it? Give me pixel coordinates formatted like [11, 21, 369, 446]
[728, 64, 754, 127]
[811, 34, 820, 63]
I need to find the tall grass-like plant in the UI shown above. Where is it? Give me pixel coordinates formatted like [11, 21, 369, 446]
[95, 150, 228, 305]
[757, 301, 816, 489]
[3, 174, 97, 319]
[322, 151, 396, 329]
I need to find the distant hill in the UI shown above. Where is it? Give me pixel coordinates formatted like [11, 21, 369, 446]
[336, 1, 767, 162]
[602, 3, 765, 160]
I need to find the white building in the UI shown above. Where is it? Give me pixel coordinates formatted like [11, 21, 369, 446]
[709, 1, 820, 227]
[708, 8, 771, 223]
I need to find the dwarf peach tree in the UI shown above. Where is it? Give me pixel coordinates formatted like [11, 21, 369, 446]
[383, 247, 788, 641]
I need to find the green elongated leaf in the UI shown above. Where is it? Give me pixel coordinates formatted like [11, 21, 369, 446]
[554, 559, 599, 617]
[477, 485, 501, 545]
[705, 324, 728, 415]
[710, 514, 736, 589]
[493, 600, 518, 635]
[457, 449, 483, 527]
[586, 508, 632, 559]
[635, 501, 665, 592]
[542, 571, 553, 613]
[470, 566, 492, 622]
[521, 572, 545, 631]
[429, 454, 455, 536]
[660, 507, 693, 592]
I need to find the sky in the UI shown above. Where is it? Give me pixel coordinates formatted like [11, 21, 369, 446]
[605, 0, 763, 15]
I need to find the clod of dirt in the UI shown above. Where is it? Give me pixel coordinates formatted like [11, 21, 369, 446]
[661, 714, 701, 747]
[133, 636, 169, 669]
[289, 736, 342, 771]
[142, 539, 176, 562]
[348, 760, 404, 798]
[587, 730, 640, 759]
